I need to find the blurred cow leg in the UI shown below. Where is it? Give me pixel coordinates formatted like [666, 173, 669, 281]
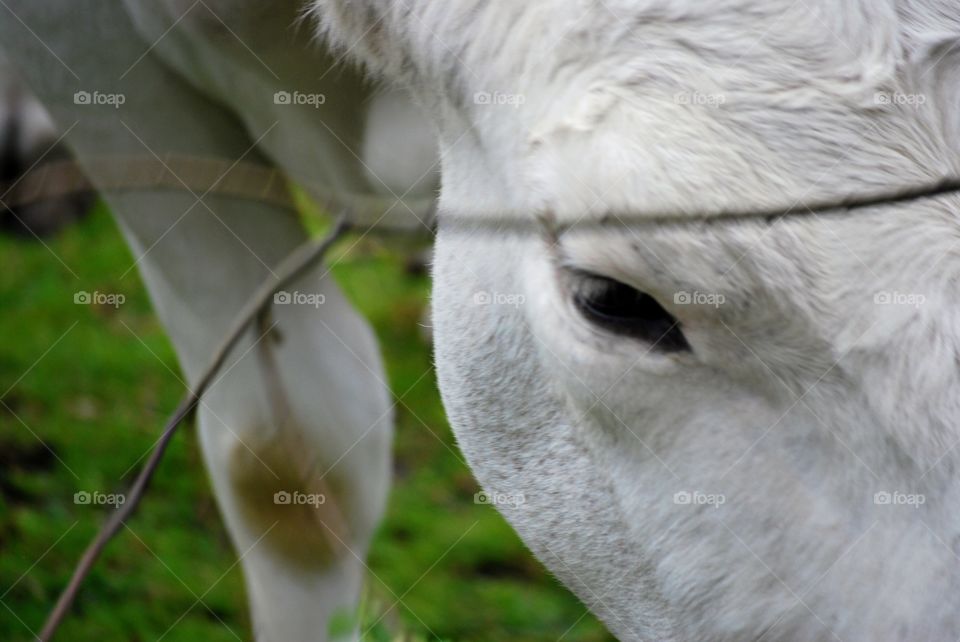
[109, 189, 393, 642]
[0, 3, 392, 639]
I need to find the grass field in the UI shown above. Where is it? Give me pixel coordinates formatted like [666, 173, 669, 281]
[0, 202, 613, 641]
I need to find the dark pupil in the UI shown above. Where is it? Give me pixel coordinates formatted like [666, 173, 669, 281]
[574, 275, 690, 352]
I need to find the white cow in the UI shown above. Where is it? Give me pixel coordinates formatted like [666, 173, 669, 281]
[5, 0, 960, 640]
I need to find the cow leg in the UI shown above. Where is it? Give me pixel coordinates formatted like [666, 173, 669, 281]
[110, 188, 393, 642]
[93, 115, 394, 639]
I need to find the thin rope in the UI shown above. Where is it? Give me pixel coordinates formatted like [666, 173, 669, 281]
[5, 155, 960, 233]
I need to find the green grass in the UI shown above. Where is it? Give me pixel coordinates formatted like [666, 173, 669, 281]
[0, 203, 613, 641]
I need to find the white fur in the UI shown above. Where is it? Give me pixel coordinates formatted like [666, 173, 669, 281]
[315, 0, 960, 639]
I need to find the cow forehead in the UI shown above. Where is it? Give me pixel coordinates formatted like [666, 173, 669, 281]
[318, 0, 959, 228]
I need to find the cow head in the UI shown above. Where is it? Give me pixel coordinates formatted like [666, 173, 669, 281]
[314, 1, 960, 638]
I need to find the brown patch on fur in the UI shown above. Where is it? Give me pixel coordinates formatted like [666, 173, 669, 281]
[228, 431, 351, 571]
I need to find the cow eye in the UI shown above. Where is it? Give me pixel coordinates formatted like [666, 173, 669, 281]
[571, 271, 690, 352]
